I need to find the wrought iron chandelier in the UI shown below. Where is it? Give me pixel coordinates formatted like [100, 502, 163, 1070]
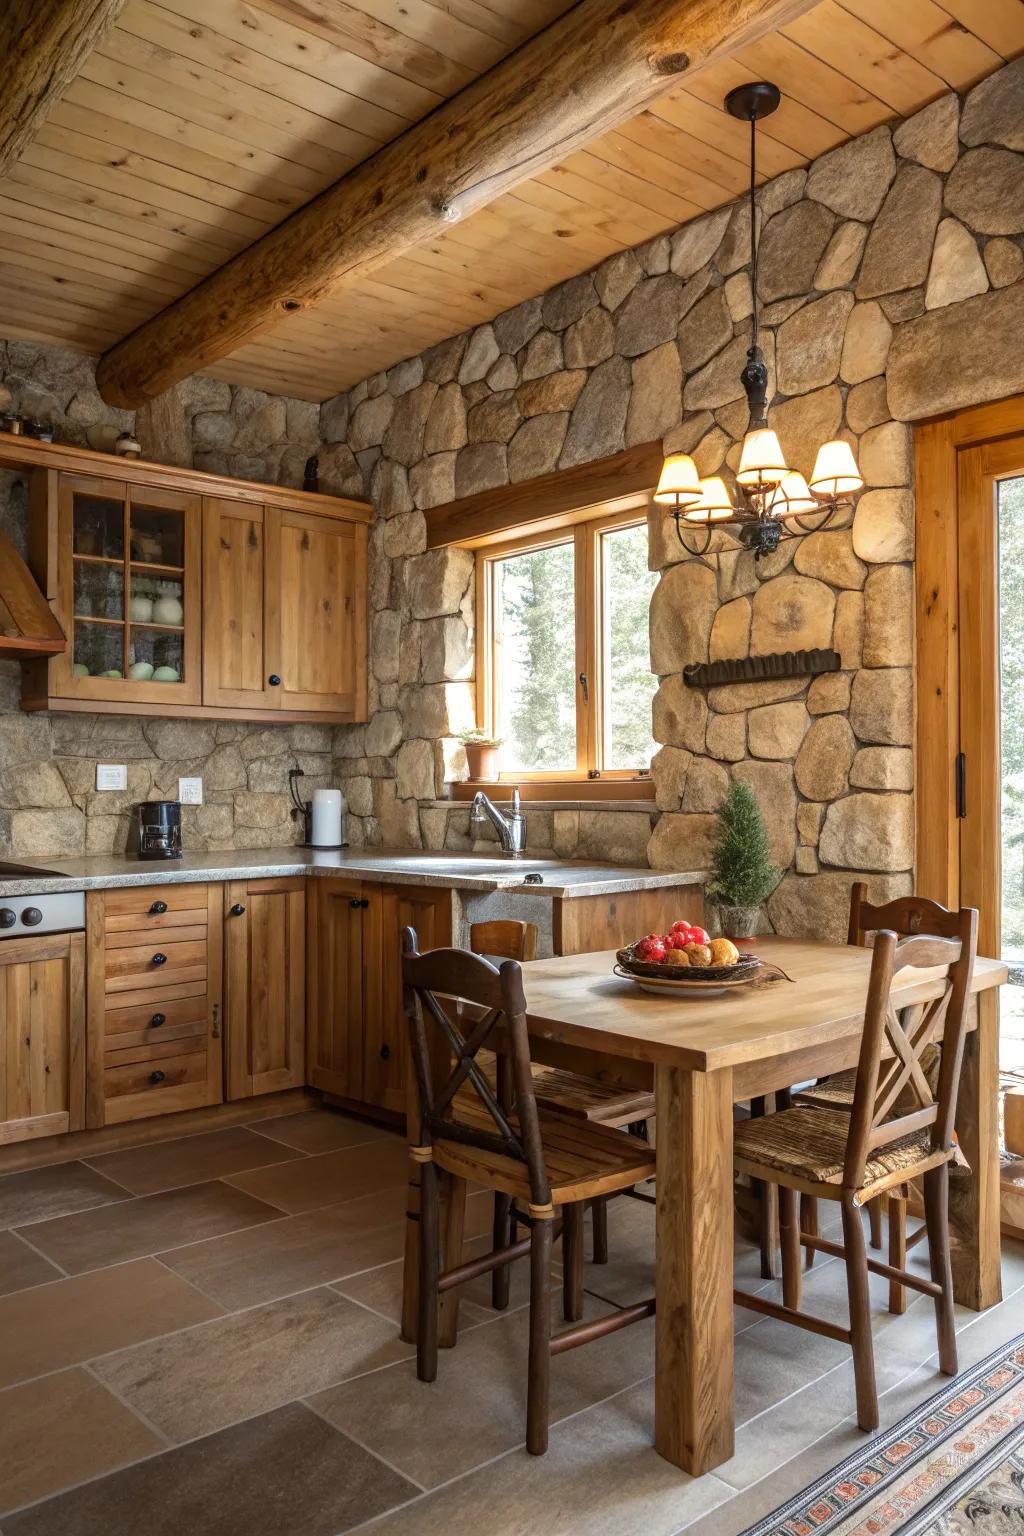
[655, 81, 863, 561]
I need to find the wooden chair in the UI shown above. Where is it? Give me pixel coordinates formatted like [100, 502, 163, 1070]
[733, 914, 977, 1430]
[403, 927, 656, 1454]
[795, 886, 973, 1311]
[469, 918, 655, 1271]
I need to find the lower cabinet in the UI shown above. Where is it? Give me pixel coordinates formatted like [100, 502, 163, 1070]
[308, 878, 453, 1116]
[86, 884, 224, 1126]
[0, 932, 86, 1144]
[223, 878, 306, 1099]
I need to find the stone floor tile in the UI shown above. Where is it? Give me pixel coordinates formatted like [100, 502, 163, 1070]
[0, 1231, 61, 1298]
[225, 1136, 408, 1215]
[0, 1162, 129, 1230]
[249, 1108, 392, 1155]
[84, 1126, 304, 1195]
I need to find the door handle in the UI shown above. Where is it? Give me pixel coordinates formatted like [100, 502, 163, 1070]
[349, 898, 369, 909]
[380, 1043, 390, 1060]
[230, 903, 246, 916]
[268, 674, 281, 686]
[955, 752, 966, 819]
[578, 671, 589, 702]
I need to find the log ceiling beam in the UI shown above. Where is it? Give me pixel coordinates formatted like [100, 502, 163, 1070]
[0, 0, 130, 178]
[96, 0, 815, 409]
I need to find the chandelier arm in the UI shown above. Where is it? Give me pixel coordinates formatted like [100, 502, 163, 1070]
[673, 514, 713, 560]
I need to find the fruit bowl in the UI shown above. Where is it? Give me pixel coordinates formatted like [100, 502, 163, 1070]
[615, 944, 762, 984]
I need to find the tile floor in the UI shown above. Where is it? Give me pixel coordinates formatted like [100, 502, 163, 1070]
[1, 1105, 1023, 1536]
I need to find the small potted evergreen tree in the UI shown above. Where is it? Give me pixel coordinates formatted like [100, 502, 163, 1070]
[707, 781, 780, 939]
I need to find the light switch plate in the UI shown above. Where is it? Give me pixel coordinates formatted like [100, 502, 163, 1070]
[95, 764, 127, 791]
[178, 776, 203, 805]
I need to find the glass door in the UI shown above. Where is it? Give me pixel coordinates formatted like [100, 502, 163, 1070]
[58, 474, 200, 706]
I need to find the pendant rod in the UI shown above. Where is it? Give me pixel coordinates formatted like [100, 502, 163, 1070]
[749, 112, 758, 353]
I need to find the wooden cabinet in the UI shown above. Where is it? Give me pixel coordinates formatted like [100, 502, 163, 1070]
[0, 932, 85, 1145]
[86, 884, 223, 1126]
[308, 879, 453, 1116]
[223, 879, 306, 1099]
[19, 436, 370, 724]
[203, 502, 366, 717]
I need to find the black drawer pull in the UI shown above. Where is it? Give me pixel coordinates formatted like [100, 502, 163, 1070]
[268, 674, 281, 686]
[151, 952, 167, 966]
[230, 903, 246, 916]
[149, 900, 167, 915]
[349, 898, 361, 909]
[380, 1044, 390, 1061]
[149, 1070, 166, 1085]
[150, 1012, 166, 1027]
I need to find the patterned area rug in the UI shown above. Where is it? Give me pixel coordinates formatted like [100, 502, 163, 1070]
[741, 1334, 1024, 1535]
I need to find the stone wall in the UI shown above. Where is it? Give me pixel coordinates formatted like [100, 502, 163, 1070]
[0, 343, 336, 859]
[323, 60, 1024, 935]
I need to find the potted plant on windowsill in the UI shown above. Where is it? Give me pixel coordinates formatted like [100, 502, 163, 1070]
[706, 781, 780, 940]
[459, 730, 503, 782]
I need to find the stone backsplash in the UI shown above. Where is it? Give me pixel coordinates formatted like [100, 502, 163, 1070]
[321, 61, 1024, 938]
[0, 342, 330, 858]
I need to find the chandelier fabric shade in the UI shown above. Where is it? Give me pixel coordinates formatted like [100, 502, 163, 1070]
[657, 80, 863, 560]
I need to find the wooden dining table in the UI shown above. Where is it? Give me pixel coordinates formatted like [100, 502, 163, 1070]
[402, 936, 1006, 1479]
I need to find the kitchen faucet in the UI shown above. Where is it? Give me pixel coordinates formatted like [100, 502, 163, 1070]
[470, 787, 526, 857]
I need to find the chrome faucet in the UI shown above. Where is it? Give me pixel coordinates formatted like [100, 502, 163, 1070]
[470, 787, 526, 857]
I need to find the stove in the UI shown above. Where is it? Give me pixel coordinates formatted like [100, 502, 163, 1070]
[0, 890, 85, 937]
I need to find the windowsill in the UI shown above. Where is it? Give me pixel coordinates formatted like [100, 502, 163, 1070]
[442, 779, 656, 807]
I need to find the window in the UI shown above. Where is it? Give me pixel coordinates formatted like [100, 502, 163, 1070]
[475, 511, 657, 783]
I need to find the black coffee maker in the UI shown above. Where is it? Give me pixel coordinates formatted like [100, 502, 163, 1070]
[134, 801, 183, 860]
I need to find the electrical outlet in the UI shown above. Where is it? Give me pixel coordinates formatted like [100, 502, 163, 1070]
[178, 777, 203, 806]
[95, 764, 127, 791]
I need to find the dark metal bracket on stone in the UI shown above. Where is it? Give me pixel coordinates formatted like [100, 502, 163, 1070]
[682, 649, 841, 689]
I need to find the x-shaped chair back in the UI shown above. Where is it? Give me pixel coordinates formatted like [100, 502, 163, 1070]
[401, 927, 551, 1209]
[843, 914, 977, 1190]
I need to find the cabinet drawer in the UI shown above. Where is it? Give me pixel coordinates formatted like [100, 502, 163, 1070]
[105, 994, 209, 1054]
[105, 938, 208, 993]
[104, 1050, 207, 1101]
[106, 922, 207, 948]
[104, 885, 207, 920]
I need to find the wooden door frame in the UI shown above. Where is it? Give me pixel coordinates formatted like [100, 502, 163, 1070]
[915, 393, 1024, 937]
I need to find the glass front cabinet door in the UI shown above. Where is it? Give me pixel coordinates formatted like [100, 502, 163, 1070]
[54, 474, 201, 707]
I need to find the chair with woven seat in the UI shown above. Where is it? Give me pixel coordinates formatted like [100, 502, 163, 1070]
[795, 885, 970, 1311]
[734, 914, 977, 1431]
[469, 919, 655, 1272]
[403, 927, 656, 1455]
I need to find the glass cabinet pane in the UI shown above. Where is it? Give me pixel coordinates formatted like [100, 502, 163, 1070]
[130, 502, 184, 568]
[128, 626, 184, 684]
[72, 492, 123, 561]
[73, 621, 124, 680]
[74, 560, 124, 623]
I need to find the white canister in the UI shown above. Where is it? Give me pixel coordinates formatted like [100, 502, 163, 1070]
[310, 788, 345, 848]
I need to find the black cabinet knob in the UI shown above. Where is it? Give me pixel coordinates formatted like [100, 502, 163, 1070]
[380, 1044, 390, 1060]
[230, 903, 246, 916]
[151, 952, 167, 966]
[149, 1070, 166, 1085]
[360, 898, 369, 909]
[149, 900, 167, 915]
[0, 908, 15, 929]
[268, 674, 281, 686]
[349, 898, 362, 909]
[22, 907, 42, 927]
[150, 1013, 166, 1027]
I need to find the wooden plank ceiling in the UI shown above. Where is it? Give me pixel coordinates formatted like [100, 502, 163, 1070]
[0, 0, 1020, 401]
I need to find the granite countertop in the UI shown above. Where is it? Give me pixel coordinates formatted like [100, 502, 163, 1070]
[0, 848, 706, 901]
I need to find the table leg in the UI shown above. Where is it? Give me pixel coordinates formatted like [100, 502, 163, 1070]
[949, 989, 1002, 1311]
[655, 1063, 735, 1475]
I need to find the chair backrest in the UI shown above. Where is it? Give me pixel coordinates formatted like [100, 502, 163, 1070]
[847, 882, 972, 948]
[402, 926, 550, 1207]
[469, 919, 538, 962]
[844, 915, 977, 1189]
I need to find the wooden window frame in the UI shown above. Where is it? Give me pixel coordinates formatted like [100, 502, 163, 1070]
[473, 506, 655, 792]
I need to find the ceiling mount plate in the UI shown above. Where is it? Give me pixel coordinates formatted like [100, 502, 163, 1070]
[724, 81, 781, 121]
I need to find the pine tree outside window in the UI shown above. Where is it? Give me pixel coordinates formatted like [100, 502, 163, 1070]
[474, 509, 657, 788]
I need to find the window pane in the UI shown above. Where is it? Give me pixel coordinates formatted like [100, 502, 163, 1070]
[601, 524, 657, 770]
[494, 541, 576, 772]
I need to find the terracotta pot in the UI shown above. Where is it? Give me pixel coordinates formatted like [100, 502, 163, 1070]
[716, 903, 761, 940]
[465, 742, 500, 781]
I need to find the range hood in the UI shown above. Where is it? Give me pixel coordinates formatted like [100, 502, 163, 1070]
[0, 529, 65, 660]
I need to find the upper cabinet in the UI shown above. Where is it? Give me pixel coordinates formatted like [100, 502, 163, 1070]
[16, 437, 370, 725]
[203, 501, 366, 717]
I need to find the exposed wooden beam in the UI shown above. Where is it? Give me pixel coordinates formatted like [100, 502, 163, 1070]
[96, 0, 815, 408]
[0, 0, 130, 177]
